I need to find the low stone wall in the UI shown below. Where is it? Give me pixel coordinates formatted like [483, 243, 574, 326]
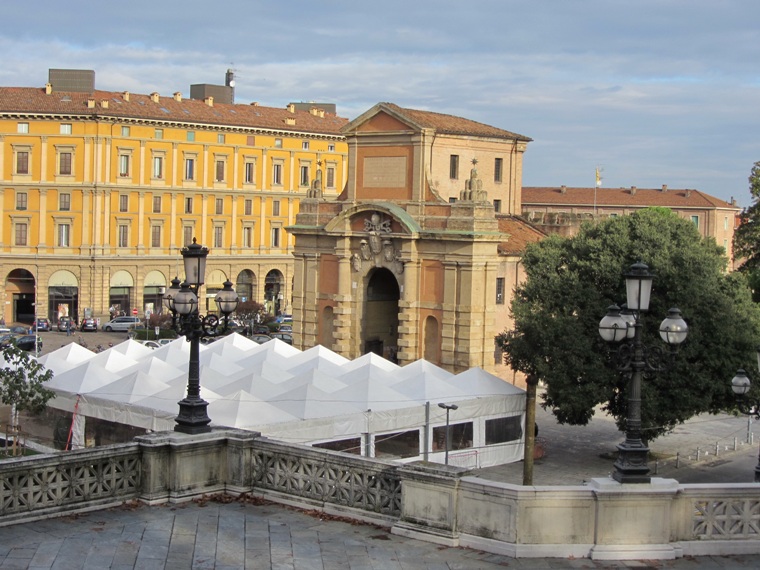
[1, 428, 759, 560]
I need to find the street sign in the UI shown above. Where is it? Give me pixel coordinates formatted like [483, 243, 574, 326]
[132, 308, 138, 315]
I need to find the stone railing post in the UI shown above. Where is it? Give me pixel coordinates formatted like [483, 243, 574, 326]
[392, 461, 470, 546]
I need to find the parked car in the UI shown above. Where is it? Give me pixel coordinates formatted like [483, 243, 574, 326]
[275, 314, 293, 324]
[80, 317, 98, 332]
[57, 316, 74, 332]
[34, 318, 51, 332]
[269, 332, 292, 345]
[139, 340, 161, 350]
[9, 325, 29, 335]
[250, 334, 272, 344]
[252, 324, 270, 335]
[102, 316, 141, 332]
[14, 334, 42, 352]
[278, 324, 293, 333]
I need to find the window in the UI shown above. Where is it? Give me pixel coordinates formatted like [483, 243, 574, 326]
[691, 215, 699, 226]
[302, 141, 309, 150]
[485, 416, 523, 445]
[493, 199, 502, 213]
[58, 223, 70, 247]
[121, 126, 130, 137]
[215, 159, 225, 182]
[272, 163, 283, 185]
[432, 422, 473, 452]
[450, 155, 459, 179]
[242, 226, 252, 248]
[300, 164, 310, 187]
[328, 144, 335, 152]
[244, 161, 256, 184]
[246, 136, 255, 146]
[59, 193, 71, 211]
[118, 225, 129, 247]
[16, 151, 29, 174]
[16, 192, 27, 211]
[215, 198, 224, 215]
[183, 226, 193, 246]
[217, 133, 225, 144]
[152, 156, 164, 179]
[496, 277, 505, 304]
[154, 128, 163, 139]
[271, 227, 280, 248]
[119, 195, 128, 212]
[724, 216, 729, 230]
[375, 430, 420, 458]
[59, 152, 72, 175]
[151, 226, 161, 248]
[153, 195, 161, 213]
[17, 122, 29, 134]
[184, 157, 195, 180]
[118, 154, 130, 177]
[272, 200, 280, 216]
[214, 226, 223, 248]
[185, 197, 193, 214]
[494, 158, 503, 183]
[326, 166, 335, 188]
[244, 199, 252, 216]
[274, 138, 282, 148]
[15, 223, 27, 246]
[187, 131, 195, 142]
[449, 197, 457, 204]
[60, 123, 72, 135]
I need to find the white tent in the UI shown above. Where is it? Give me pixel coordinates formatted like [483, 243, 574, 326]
[36, 334, 526, 467]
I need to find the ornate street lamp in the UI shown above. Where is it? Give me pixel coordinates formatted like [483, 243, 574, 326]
[730, 359, 760, 482]
[164, 239, 239, 434]
[438, 403, 458, 466]
[599, 262, 688, 484]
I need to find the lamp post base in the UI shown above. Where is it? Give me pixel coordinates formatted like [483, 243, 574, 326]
[175, 398, 212, 434]
[612, 441, 651, 484]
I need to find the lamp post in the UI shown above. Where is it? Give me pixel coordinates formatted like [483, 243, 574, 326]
[598, 262, 688, 483]
[730, 363, 760, 482]
[438, 402, 458, 465]
[163, 239, 239, 434]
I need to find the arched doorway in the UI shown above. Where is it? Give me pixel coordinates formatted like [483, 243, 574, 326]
[236, 270, 256, 304]
[48, 269, 79, 325]
[6, 269, 36, 324]
[264, 270, 284, 315]
[362, 268, 400, 361]
[205, 269, 228, 314]
[143, 270, 167, 317]
[109, 270, 134, 317]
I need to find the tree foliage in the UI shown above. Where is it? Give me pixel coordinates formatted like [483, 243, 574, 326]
[0, 342, 54, 414]
[498, 208, 760, 441]
[733, 160, 760, 271]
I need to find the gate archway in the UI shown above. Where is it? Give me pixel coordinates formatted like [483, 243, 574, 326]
[362, 268, 400, 361]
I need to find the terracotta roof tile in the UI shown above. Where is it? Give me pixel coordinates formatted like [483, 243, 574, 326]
[0, 87, 348, 136]
[382, 103, 531, 142]
[522, 186, 737, 210]
[497, 216, 546, 255]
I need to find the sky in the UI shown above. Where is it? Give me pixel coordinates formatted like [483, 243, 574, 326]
[2, 0, 759, 206]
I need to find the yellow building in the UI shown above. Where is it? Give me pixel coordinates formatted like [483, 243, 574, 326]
[0, 71, 348, 324]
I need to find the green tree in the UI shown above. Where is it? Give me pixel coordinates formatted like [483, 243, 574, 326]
[498, 208, 760, 441]
[0, 342, 54, 415]
[733, 160, 760, 271]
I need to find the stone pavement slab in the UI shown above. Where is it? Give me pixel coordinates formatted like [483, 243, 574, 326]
[0, 497, 754, 569]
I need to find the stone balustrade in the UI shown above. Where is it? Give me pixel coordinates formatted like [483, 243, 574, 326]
[0, 428, 759, 560]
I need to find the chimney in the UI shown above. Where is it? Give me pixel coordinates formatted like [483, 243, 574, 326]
[560, 185, 567, 194]
[310, 107, 325, 118]
[287, 103, 296, 113]
[685, 189, 692, 198]
[150, 92, 160, 103]
[661, 184, 668, 192]
[87, 98, 95, 108]
[45, 83, 52, 95]
[100, 100, 109, 109]
[173, 92, 182, 102]
[123, 91, 130, 102]
[285, 117, 296, 126]
[630, 186, 637, 195]
[205, 96, 214, 107]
